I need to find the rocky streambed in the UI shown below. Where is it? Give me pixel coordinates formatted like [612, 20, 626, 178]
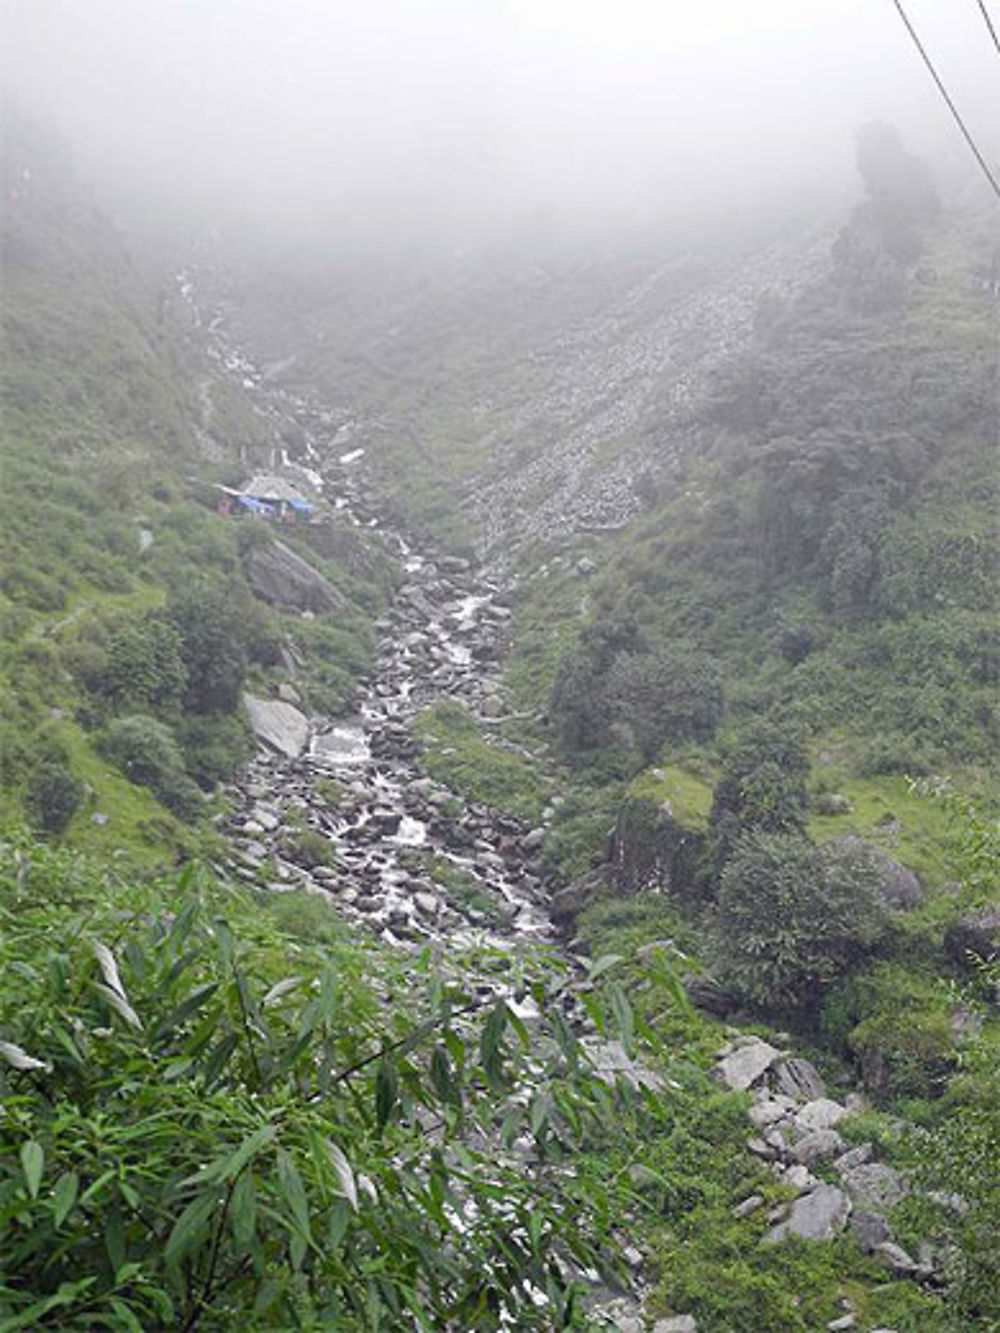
[176, 266, 562, 955]
[225, 537, 557, 954]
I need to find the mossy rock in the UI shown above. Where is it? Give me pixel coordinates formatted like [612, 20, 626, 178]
[610, 776, 709, 899]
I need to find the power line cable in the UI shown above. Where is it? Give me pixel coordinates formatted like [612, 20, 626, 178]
[888, 0, 1000, 200]
[974, 0, 1000, 57]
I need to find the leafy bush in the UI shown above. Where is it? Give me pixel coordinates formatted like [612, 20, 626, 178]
[826, 963, 956, 1102]
[90, 618, 187, 715]
[99, 715, 202, 819]
[175, 712, 254, 789]
[100, 715, 185, 789]
[708, 721, 810, 876]
[167, 584, 252, 715]
[24, 761, 84, 834]
[714, 832, 889, 1013]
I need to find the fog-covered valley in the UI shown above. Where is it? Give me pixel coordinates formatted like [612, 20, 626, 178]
[1, 2, 999, 1329]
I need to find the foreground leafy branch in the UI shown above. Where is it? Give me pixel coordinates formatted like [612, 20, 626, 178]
[0, 837, 674, 1331]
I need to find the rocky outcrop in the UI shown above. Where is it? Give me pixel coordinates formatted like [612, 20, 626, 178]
[244, 539, 346, 613]
[243, 694, 310, 758]
[945, 907, 1000, 967]
[830, 837, 922, 911]
[610, 795, 706, 898]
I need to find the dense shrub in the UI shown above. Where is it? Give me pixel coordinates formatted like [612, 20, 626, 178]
[99, 715, 202, 818]
[167, 584, 253, 714]
[24, 760, 84, 834]
[89, 617, 187, 715]
[708, 721, 809, 876]
[100, 715, 185, 789]
[714, 832, 889, 1013]
[824, 963, 957, 1102]
[607, 646, 724, 764]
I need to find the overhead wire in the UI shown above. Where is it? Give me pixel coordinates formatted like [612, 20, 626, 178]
[888, 0, 1000, 200]
[974, 0, 1000, 58]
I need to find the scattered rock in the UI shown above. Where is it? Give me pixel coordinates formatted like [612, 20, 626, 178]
[682, 974, 735, 1017]
[716, 1039, 781, 1092]
[793, 1130, 845, 1165]
[732, 1194, 765, 1218]
[834, 1142, 873, 1173]
[749, 1096, 794, 1128]
[840, 1162, 908, 1212]
[580, 1038, 663, 1092]
[521, 827, 546, 853]
[830, 837, 921, 911]
[873, 1240, 919, 1275]
[765, 1183, 851, 1242]
[850, 1210, 893, 1252]
[772, 1056, 825, 1103]
[794, 1097, 850, 1132]
[781, 1164, 818, 1193]
[946, 907, 1000, 967]
[827, 1316, 856, 1331]
[651, 1318, 698, 1333]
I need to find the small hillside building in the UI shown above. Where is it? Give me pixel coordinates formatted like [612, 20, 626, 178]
[216, 473, 317, 523]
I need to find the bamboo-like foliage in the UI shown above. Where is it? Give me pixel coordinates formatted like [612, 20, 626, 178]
[0, 837, 673, 1331]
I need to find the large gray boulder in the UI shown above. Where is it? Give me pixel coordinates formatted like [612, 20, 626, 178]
[245, 539, 346, 613]
[716, 1039, 781, 1092]
[793, 1130, 845, 1165]
[766, 1183, 851, 1242]
[794, 1097, 850, 1133]
[244, 694, 310, 758]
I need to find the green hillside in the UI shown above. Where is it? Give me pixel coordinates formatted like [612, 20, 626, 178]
[0, 113, 392, 863]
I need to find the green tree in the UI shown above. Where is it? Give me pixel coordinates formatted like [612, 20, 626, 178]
[607, 646, 724, 764]
[94, 617, 187, 715]
[549, 613, 646, 755]
[168, 584, 250, 714]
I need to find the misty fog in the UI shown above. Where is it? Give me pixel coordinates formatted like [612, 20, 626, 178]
[3, 0, 998, 256]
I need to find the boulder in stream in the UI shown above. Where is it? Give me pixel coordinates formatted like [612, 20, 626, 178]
[244, 694, 310, 759]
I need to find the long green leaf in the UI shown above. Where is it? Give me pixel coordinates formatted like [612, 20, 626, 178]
[231, 1171, 257, 1250]
[182, 1123, 277, 1188]
[165, 1190, 219, 1270]
[51, 1171, 79, 1227]
[93, 982, 142, 1031]
[375, 1060, 397, 1131]
[276, 1148, 312, 1245]
[20, 1140, 43, 1200]
[587, 954, 623, 983]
